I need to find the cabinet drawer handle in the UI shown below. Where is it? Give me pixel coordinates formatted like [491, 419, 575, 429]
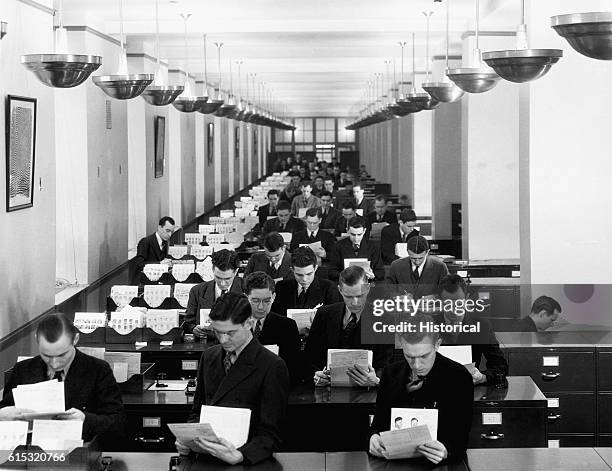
[481, 432, 505, 440]
[547, 414, 562, 422]
[135, 436, 166, 444]
[541, 372, 560, 380]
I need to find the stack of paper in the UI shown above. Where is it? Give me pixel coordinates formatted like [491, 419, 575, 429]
[143, 264, 169, 281]
[327, 349, 372, 387]
[196, 259, 214, 282]
[208, 217, 225, 225]
[143, 285, 171, 307]
[343, 258, 371, 270]
[395, 243, 409, 258]
[73, 312, 107, 333]
[108, 308, 145, 333]
[172, 262, 195, 282]
[104, 352, 141, 383]
[32, 419, 83, 451]
[168, 245, 189, 259]
[110, 285, 139, 308]
[287, 309, 317, 330]
[184, 233, 204, 246]
[198, 224, 215, 235]
[174, 283, 197, 308]
[206, 234, 226, 245]
[0, 421, 28, 451]
[199, 406, 251, 448]
[145, 309, 180, 334]
[190, 245, 214, 260]
[215, 224, 234, 234]
[13, 379, 65, 415]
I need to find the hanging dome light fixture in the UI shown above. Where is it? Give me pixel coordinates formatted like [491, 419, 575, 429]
[551, 12, 612, 61]
[407, 32, 434, 111]
[198, 35, 224, 114]
[416, 11, 440, 110]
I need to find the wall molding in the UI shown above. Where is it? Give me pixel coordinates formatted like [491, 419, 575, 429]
[127, 53, 169, 68]
[17, 0, 54, 15]
[461, 30, 516, 40]
[61, 25, 121, 47]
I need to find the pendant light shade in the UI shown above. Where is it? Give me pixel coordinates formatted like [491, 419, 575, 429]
[551, 12, 612, 60]
[23, 54, 102, 88]
[407, 33, 434, 111]
[198, 35, 223, 115]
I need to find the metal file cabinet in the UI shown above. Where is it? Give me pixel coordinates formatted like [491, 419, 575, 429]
[584, 331, 612, 446]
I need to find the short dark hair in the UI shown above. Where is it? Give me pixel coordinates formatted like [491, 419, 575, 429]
[341, 200, 357, 211]
[36, 312, 78, 343]
[398, 312, 440, 344]
[352, 181, 363, 189]
[374, 194, 387, 203]
[344, 180, 353, 187]
[292, 246, 318, 268]
[314, 175, 324, 181]
[244, 271, 276, 295]
[305, 207, 322, 218]
[320, 190, 333, 198]
[211, 249, 239, 271]
[394, 417, 402, 424]
[300, 180, 313, 188]
[288, 170, 300, 177]
[348, 215, 366, 229]
[399, 209, 417, 223]
[209, 292, 252, 324]
[407, 235, 429, 253]
[531, 296, 562, 315]
[267, 189, 279, 197]
[159, 216, 175, 227]
[339, 265, 368, 287]
[438, 274, 468, 297]
[277, 200, 291, 212]
[264, 232, 285, 252]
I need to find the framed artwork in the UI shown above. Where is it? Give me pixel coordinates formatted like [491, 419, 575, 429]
[234, 126, 240, 159]
[207, 122, 214, 165]
[6, 95, 37, 212]
[253, 128, 258, 151]
[154, 115, 165, 178]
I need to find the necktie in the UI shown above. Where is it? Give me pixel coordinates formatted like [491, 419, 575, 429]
[220, 289, 228, 298]
[309, 232, 316, 243]
[413, 266, 420, 280]
[253, 320, 262, 339]
[353, 245, 360, 256]
[402, 233, 407, 243]
[280, 223, 286, 231]
[341, 313, 358, 347]
[270, 207, 276, 216]
[53, 370, 64, 382]
[406, 374, 425, 393]
[296, 287, 307, 307]
[223, 352, 236, 375]
[161, 240, 168, 257]
[377, 215, 382, 222]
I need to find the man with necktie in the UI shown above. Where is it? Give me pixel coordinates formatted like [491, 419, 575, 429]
[380, 209, 420, 264]
[365, 195, 397, 229]
[334, 200, 357, 237]
[257, 190, 280, 228]
[369, 312, 473, 465]
[289, 208, 335, 261]
[132, 216, 176, 283]
[318, 190, 340, 230]
[244, 232, 294, 282]
[262, 201, 306, 236]
[176, 293, 289, 465]
[290, 181, 321, 217]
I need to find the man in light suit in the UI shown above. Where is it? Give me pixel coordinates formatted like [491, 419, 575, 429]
[244, 232, 293, 282]
[184, 249, 243, 336]
[386, 235, 449, 299]
[290, 181, 321, 216]
[176, 293, 290, 465]
[132, 216, 175, 283]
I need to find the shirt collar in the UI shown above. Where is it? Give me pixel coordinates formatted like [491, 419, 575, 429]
[47, 348, 76, 381]
[343, 305, 361, 327]
[234, 333, 253, 359]
[308, 229, 318, 238]
[411, 258, 427, 275]
[155, 232, 164, 249]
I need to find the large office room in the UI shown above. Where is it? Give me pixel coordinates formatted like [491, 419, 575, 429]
[0, 0, 611, 470]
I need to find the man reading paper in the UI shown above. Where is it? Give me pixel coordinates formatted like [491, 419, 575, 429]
[176, 293, 290, 465]
[369, 312, 473, 464]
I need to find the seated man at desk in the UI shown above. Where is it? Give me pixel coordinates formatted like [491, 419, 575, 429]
[305, 266, 393, 387]
[0, 313, 125, 443]
[386, 235, 449, 299]
[330, 216, 385, 281]
[365, 194, 397, 228]
[334, 200, 357, 237]
[290, 181, 321, 216]
[369, 312, 473, 464]
[177, 293, 290, 465]
[244, 272, 302, 383]
[132, 216, 175, 283]
[516, 296, 562, 332]
[289, 208, 335, 260]
[319, 190, 340, 230]
[184, 249, 243, 337]
[257, 189, 280, 228]
[352, 182, 375, 215]
[380, 208, 419, 265]
[434, 274, 508, 385]
[244, 232, 293, 282]
[262, 200, 306, 235]
[271, 246, 341, 317]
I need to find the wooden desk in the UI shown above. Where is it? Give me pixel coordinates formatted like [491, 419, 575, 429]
[467, 448, 612, 471]
[326, 452, 468, 471]
[447, 259, 520, 279]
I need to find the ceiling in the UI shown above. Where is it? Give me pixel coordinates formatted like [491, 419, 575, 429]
[61, 0, 520, 117]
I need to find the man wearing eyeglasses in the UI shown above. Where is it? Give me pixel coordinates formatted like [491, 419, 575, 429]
[177, 293, 290, 465]
[385, 235, 449, 299]
[244, 272, 302, 383]
[304, 266, 393, 387]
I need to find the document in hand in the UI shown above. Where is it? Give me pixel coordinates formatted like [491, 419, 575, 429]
[12, 379, 65, 414]
[286, 309, 317, 330]
[395, 243, 409, 258]
[327, 349, 373, 387]
[31, 419, 83, 451]
[380, 425, 432, 459]
[199, 309, 212, 327]
[264, 345, 279, 355]
[199, 405, 251, 448]
[390, 407, 438, 439]
[438, 345, 473, 366]
[299, 241, 322, 253]
[168, 423, 220, 449]
[343, 258, 371, 271]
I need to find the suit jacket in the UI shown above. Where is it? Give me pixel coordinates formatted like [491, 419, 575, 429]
[188, 339, 290, 465]
[432, 312, 508, 384]
[320, 207, 340, 230]
[334, 217, 352, 237]
[515, 316, 537, 332]
[290, 194, 321, 216]
[369, 355, 473, 461]
[304, 302, 393, 376]
[380, 224, 420, 264]
[132, 233, 167, 283]
[289, 229, 336, 257]
[271, 277, 342, 317]
[184, 278, 245, 333]
[258, 204, 278, 228]
[0, 350, 125, 442]
[354, 197, 375, 215]
[257, 312, 302, 384]
[365, 210, 397, 228]
[262, 216, 306, 236]
[244, 251, 294, 281]
[330, 237, 385, 281]
[386, 255, 449, 298]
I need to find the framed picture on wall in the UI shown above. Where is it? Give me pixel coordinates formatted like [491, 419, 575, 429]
[234, 126, 240, 159]
[5, 95, 37, 212]
[207, 122, 214, 166]
[154, 115, 165, 178]
[253, 128, 258, 154]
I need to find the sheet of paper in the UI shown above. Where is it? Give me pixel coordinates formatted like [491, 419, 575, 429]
[13, 379, 65, 413]
[0, 421, 29, 450]
[327, 349, 373, 387]
[356, 209, 364, 216]
[145, 309, 180, 333]
[143, 284, 172, 307]
[264, 345, 279, 355]
[112, 362, 129, 383]
[168, 245, 188, 259]
[143, 264, 169, 281]
[299, 241, 322, 253]
[370, 222, 389, 238]
[196, 258, 214, 282]
[172, 263, 195, 282]
[104, 352, 141, 379]
[298, 208, 308, 218]
[149, 380, 189, 391]
[286, 309, 317, 330]
[110, 285, 139, 308]
[390, 408, 438, 440]
[380, 425, 432, 459]
[184, 233, 204, 246]
[206, 234, 226, 245]
[174, 283, 197, 308]
[17, 356, 33, 362]
[167, 423, 220, 448]
[438, 345, 473, 366]
[279, 232, 293, 243]
[208, 217, 226, 225]
[31, 419, 83, 451]
[73, 312, 107, 333]
[198, 224, 215, 235]
[343, 258, 370, 270]
[77, 346, 106, 360]
[109, 307, 146, 332]
[395, 243, 409, 258]
[190, 245, 214, 260]
[199, 405, 251, 448]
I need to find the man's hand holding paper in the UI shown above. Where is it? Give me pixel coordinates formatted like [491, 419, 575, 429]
[346, 364, 379, 387]
[0, 406, 34, 421]
[194, 436, 244, 465]
[417, 440, 448, 464]
[55, 408, 86, 421]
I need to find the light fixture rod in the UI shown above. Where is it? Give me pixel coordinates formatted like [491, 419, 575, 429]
[118, 0, 125, 52]
[445, 0, 450, 70]
[215, 42, 223, 95]
[411, 32, 416, 93]
[202, 35, 209, 95]
[423, 11, 433, 82]
[399, 41, 406, 97]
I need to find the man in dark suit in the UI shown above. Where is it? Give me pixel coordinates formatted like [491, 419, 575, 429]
[330, 216, 385, 281]
[278, 172, 302, 202]
[365, 195, 397, 228]
[184, 249, 244, 336]
[380, 208, 420, 264]
[257, 189, 280, 228]
[289, 208, 335, 260]
[434, 275, 508, 385]
[369, 312, 473, 464]
[244, 232, 293, 282]
[244, 272, 301, 383]
[386, 235, 449, 299]
[0, 313, 125, 443]
[334, 200, 357, 237]
[132, 216, 176, 283]
[319, 191, 340, 231]
[352, 182, 375, 215]
[515, 296, 562, 332]
[305, 266, 393, 387]
[177, 293, 289, 465]
[271, 246, 341, 317]
[262, 200, 306, 236]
